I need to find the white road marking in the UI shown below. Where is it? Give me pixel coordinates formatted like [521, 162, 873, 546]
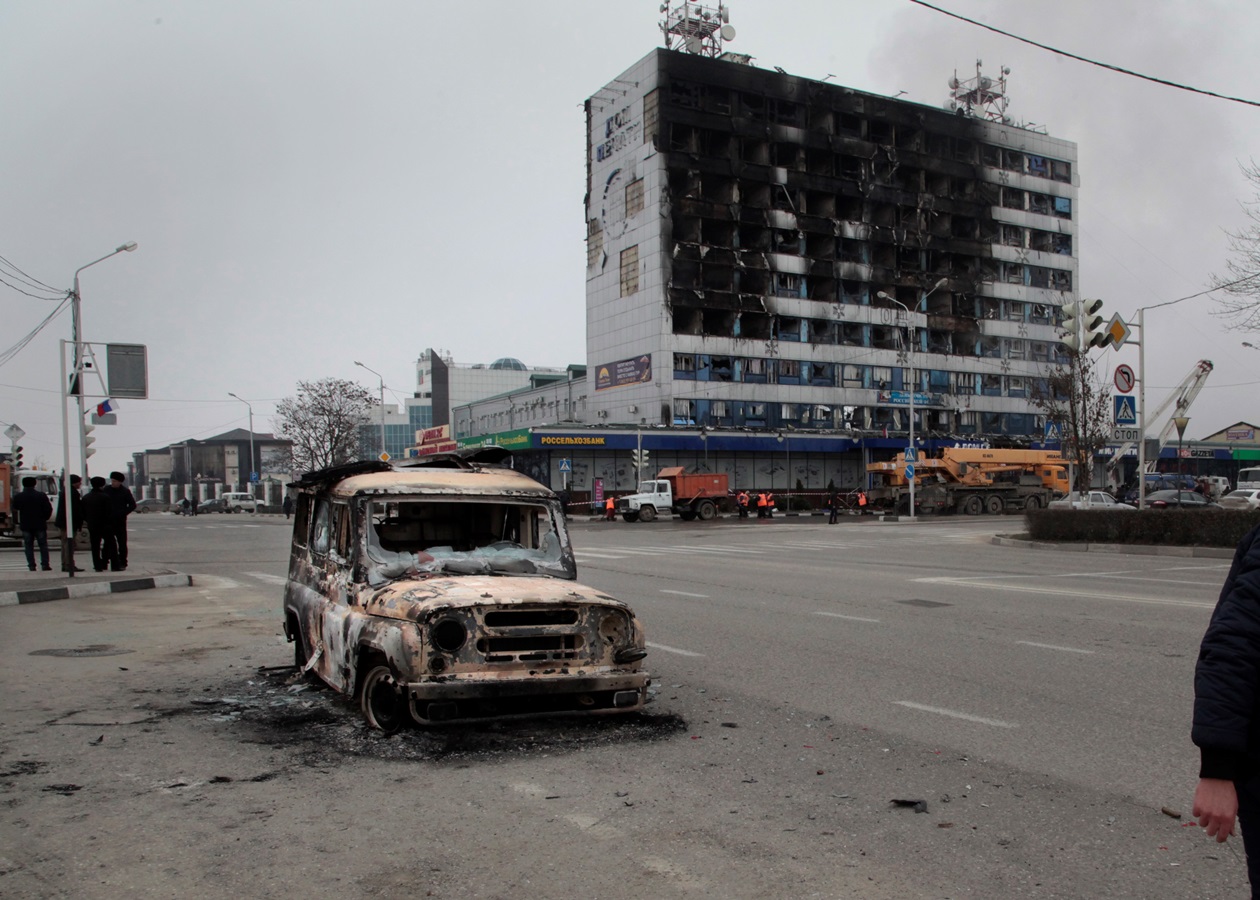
[1017, 640, 1095, 655]
[814, 611, 881, 623]
[646, 641, 704, 657]
[573, 552, 630, 560]
[894, 700, 1018, 728]
[660, 589, 708, 598]
[914, 576, 1215, 609]
[192, 575, 242, 590]
[243, 572, 287, 585]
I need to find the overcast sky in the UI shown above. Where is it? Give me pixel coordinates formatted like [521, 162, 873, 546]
[3, 0, 1259, 478]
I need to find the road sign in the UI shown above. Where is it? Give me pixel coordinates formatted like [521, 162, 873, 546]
[1114, 364, 1135, 394]
[904, 464, 915, 481]
[250, 471, 259, 483]
[1044, 421, 1060, 442]
[3, 424, 24, 441]
[559, 458, 572, 473]
[1113, 395, 1137, 425]
[1111, 426, 1141, 443]
[1104, 313, 1131, 350]
[904, 446, 919, 463]
[379, 451, 391, 462]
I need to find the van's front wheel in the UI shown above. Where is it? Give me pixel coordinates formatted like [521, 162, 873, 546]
[359, 663, 406, 734]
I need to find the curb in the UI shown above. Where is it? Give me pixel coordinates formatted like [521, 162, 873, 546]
[0, 572, 191, 607]
[991, 534, 1235, 559]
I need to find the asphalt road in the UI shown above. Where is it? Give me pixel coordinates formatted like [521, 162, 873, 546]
[0, 512, 1246, 898]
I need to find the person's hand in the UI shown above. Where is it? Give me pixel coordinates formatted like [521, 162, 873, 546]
[1193, 777, 1239, 842]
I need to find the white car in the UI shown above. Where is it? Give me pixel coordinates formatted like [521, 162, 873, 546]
[1047, 491, 1136, 511]
[220, 492, 258, 513]
[1219, 489, 1260, 511]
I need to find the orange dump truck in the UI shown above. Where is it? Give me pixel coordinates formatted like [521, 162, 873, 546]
[866, 448, 1068, 515]
[616, 467, 729, 522]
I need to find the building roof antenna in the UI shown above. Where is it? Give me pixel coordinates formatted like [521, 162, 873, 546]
[660, 2, 736, 58]
[946, 59, 1012, 124]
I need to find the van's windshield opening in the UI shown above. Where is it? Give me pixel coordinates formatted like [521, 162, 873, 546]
[363, 498, 573, 584]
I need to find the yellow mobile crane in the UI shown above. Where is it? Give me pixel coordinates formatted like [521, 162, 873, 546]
[867, 448, 1069, 515]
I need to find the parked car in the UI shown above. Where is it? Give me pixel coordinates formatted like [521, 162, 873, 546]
[220, 492, 258, 513]
[1122, 474, 1198, 504]
[1219, 489, 1260, 511]
[197, 497, 226, 514]
[1142, 489, 1222, 510]
[282, 449, 651, 732]
[1048, 491, 1135, 511]
[134, 497, 171, 514]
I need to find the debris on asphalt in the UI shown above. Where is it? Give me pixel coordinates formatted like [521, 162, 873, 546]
[1162, 806, 1183, 819]
[891, 798, 928, 813]
[43, 784, 82, 795]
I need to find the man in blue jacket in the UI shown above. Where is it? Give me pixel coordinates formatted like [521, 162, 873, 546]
[1193, 523, 1260, 892]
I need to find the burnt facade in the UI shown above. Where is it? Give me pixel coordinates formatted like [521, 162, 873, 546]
[585, 49, 1078, 439]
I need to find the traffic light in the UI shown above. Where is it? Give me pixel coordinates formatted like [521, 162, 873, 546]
[631, 449, 650, 471]
[1081, 298, 1113, 349]
[13, 445, 23, 469]
[1059, 300, 1081, 351]
[83, 424, 96, 458]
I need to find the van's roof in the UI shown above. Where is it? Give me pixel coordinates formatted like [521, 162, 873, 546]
[321, 466, 554, 500]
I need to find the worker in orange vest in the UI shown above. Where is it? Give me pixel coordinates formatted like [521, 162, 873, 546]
[737, 490, 750, 518]
[857, 490, 868, 514]
[605, 496, 616, 521]
[756, 491, 768, 518]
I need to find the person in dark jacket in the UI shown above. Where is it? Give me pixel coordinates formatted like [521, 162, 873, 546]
[1192, 523, 1260, 892]
[13, 476, 53, 571]
[54, 474, 85, 572]
[82, 476, 116, 572]
[103, 471, 137, 571]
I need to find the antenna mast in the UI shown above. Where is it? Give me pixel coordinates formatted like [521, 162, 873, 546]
[947, 60, 1012, 123]
[660, 2, 736, 57]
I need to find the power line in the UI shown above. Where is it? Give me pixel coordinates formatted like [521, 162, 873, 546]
[909, 0, 1260, 108]
[0, 253, 60, 293]
[0, 272, 66, 301]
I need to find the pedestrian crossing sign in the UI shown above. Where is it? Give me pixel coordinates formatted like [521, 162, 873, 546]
[1113, 395, 1137, 426]
[1044, 421, 1060, 442]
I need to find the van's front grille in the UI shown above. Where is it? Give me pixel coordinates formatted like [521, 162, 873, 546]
[478, 633, 584, 663]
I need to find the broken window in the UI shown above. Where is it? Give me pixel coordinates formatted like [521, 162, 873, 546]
[981, 145, 1001, 168]
[979, 337, 1002, 359]
[1007, 376, 1027, 397]
[587, 219, 603, 269]
[1001, 188, 1025, 210]
[1001, 224, 1024, 247]
[1051, 269, 1072, 291]
[673, 399, 697, 426]
[779, 359, 801, 383]
[1027, 266, 1050, 288]
[709, 356, 734, 381]
[625, 178, 644, 217]
[1051, 159, 1071, 183]
[1002, 149, 1024, 172]
[643, 89, 660, 145]
[872, 366, 892, 389]
[981, 374, 1003, 396]
[1028, 193, 1051, 216]
[1004, 339, 1027, 360]
[810, 362, 834, 386]
[777, 316, 803, 341]
[868, 120, 893, 145]
[1027, 155, 1049, 178]
[674, 353, 697, 378]
[841, 365, 865, 388]
[619, 245, 639, 296]
[1004, 301, 1026, 322]
[773, 273, 804, 298]
[671, 81, 701, 109]
[1053, 197, 1072, 218]
[743, 357, 768, 383]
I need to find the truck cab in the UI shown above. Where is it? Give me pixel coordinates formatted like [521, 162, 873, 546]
[616, 479, 673, 523]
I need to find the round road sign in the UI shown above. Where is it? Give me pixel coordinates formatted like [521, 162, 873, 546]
[1114, 364, 1135, 394]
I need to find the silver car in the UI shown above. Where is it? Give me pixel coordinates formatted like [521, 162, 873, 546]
[1219, 489, 1260, 511]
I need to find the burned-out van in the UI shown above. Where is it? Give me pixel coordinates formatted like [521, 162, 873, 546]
[282, 449, 650, 732]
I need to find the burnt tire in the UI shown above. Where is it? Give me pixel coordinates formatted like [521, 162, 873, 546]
[985, 495, 1005, 515]
[1024, 495, 1042, 511]
[960, 494, 983, 516]
[696, 500, 717, 521]
[359, 663, 405, 734]
[292, 621, 309, 669]
[638, 505, 657, 523]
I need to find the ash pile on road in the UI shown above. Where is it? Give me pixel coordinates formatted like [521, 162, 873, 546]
[187, 666, 684, 765]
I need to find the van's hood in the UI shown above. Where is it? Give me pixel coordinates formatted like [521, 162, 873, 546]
[363, 576, 631, 621]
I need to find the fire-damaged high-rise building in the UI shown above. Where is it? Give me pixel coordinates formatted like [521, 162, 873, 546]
[585, 35, 1077, 440]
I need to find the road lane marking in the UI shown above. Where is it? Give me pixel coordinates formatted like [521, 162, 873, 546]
[914, 576, 1215, 609]
[1017, 640, 1095, 655]
[814, 611, 881, 623]
[660, 589, 708, 598]
[646, 641, 704, 657]
[894, 701, 1018, 728]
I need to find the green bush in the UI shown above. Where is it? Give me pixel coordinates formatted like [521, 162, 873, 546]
[1026, 509, 1260, 547]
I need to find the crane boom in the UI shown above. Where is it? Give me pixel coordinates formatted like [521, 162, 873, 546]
[1105, 359, 1213, 484]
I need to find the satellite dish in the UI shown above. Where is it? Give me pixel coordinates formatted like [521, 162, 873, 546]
[948, 76, 958, 89]
[685, 35, 703, 52]
[721, 6, 730, 22]
[720, 23, 736, 40]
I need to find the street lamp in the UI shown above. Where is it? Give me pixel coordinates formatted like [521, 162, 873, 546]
[875, 278, 947, 520]
[354, 361, 386, 460]
[777, 431, 789, 497]
[1173, 415, 1190, 501]
[59, 242, 137, 575]
[228, 393, 255, 495]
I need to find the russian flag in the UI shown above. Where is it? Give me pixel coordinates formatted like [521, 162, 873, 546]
[96, 399, 116, 416]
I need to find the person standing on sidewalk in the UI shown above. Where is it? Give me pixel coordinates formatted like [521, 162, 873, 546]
[82, 476, 116, 572]
[13, 477, 53, 571]
[103, 471, 137, 571]
[1192, 522, 1260, 892]
[54, 473, 85, 572]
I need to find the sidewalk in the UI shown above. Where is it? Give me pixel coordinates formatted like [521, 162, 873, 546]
[0, 566, 190, 607]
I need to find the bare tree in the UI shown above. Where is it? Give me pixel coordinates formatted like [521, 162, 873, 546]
[1032, 352, 1112, 493]
[273, 378, 372, 473]
[1213, 160, 1260, 331]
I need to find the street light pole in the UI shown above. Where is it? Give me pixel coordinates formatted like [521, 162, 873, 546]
[1174, 415, 1190, 501]
[876, 279, 945, 521]
[354, 361, 386, 460]
[228, 393, 255, 495]
[60, 242, 137, 574]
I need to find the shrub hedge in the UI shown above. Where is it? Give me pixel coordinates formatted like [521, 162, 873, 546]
[1026, 509, 1260, 547]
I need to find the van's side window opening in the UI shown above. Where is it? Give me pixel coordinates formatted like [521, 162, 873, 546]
[311, 499, 332, 556]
